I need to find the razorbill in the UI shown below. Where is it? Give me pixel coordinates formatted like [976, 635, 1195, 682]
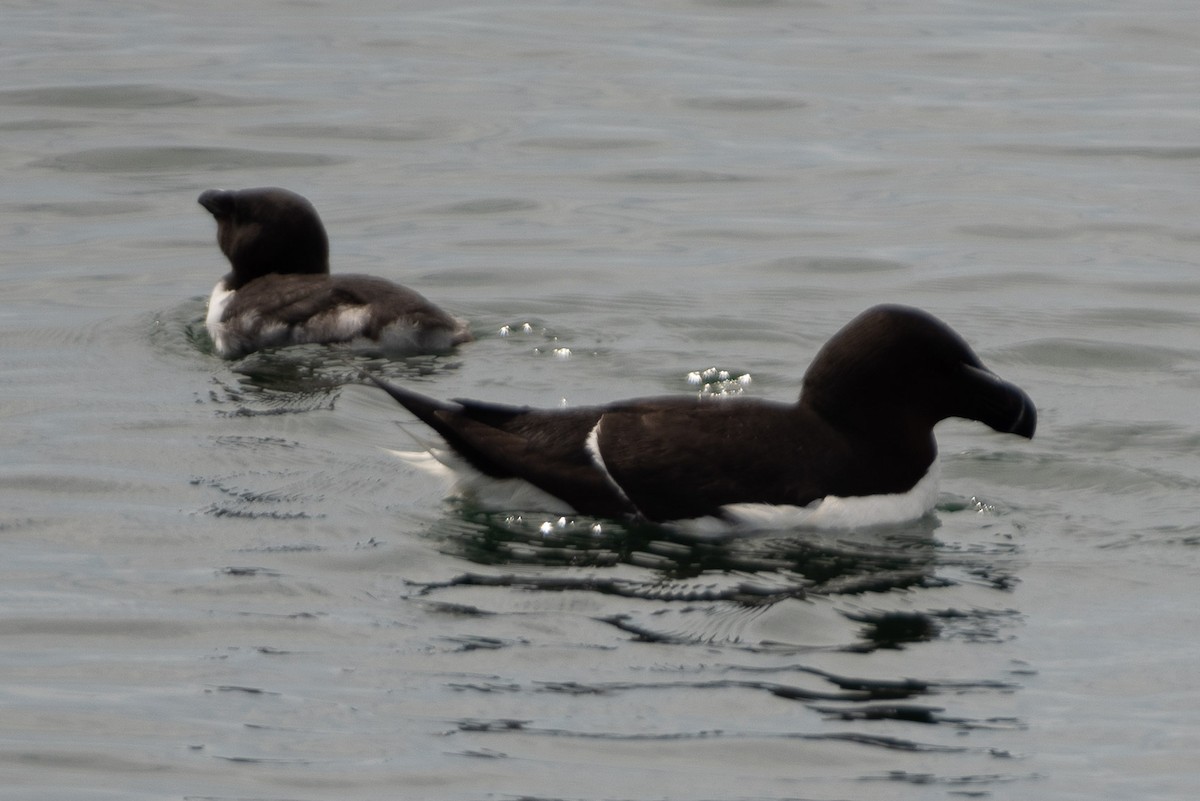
[198, 186, 471, 359]
[369, 305, 1036, 526]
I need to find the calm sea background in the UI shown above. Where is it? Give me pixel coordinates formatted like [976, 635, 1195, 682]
[3, 2, 1199, 799]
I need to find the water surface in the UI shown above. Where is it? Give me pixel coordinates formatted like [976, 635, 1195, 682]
[3, 2, 1200, 799]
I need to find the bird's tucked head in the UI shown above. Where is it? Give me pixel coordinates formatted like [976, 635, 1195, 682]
[198, 187, 329, 287]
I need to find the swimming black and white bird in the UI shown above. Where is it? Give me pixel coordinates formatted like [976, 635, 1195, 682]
[198, 187, 471, 359]
[368, 305, 1036, 527]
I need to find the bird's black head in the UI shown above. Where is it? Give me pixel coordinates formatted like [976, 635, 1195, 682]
[198, 187, 329, 287]
[800, 304, 1036, 442]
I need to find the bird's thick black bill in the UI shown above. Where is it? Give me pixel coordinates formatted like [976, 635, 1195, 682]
[960, 365, 1037, 439]
[197, 189, 233, 217]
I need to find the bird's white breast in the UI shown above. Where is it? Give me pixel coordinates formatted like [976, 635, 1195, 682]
[677, 461, 942, 535]
[205, 280, 236, 356]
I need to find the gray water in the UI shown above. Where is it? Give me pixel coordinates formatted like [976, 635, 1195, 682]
[3, 1, 1199, 799]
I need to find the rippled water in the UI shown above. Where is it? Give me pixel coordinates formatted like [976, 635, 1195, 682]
[3, 2, 1200, 799]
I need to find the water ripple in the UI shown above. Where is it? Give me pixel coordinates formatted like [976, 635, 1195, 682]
[33, 146, 347, 173]
[678, 95, 806, 112]
[0, 83, 253, 108]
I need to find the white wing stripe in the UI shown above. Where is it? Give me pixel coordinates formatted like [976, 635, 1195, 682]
[584, 417, 640, 515]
